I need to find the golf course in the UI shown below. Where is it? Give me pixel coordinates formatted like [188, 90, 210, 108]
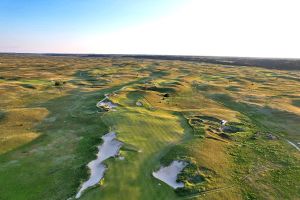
[0, 54, 299, 200]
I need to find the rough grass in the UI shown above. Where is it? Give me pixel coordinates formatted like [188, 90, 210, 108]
[0, 54, 299, 200]
[0, 108, 49, 154]
[81, 107, 186, 200]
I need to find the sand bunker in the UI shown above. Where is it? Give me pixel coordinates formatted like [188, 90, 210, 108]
[76, 132, 123, 198]
[136, 101, 143, 106]
[96, 93, 118, 111]
[97, 101, 118, 110]
[76, 88, 126, 198]
[152, 160, 187, 189]
[221, 120, 227, 125]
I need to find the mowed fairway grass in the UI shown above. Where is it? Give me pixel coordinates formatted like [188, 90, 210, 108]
[82, 107, 187, 200]
[0, 90, 110, 200]
[0, 54, 300, 200]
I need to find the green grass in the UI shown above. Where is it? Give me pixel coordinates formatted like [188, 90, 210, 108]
[0, 55, 299, 200]
[80, 107, 187, 200]
[0, 89, 109, 200]
[230, 137, 300, 199]
[292, 99, 300, 107]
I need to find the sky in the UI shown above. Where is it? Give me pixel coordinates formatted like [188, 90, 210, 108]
[0, 0, 300, 58]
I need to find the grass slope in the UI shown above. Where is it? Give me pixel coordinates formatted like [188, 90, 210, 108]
[0, 54, 299, 200]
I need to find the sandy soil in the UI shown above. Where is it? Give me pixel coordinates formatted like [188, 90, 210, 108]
[152, 160, 187, 189]
[76, 132, 123, 198]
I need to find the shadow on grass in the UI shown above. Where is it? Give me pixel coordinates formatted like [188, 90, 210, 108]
[0, 76, 151, 200]
[209, 93, 300, 135]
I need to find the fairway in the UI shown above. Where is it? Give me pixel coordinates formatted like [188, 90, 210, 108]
[82, 108, 186, 200]
[0, 54, 299, 200]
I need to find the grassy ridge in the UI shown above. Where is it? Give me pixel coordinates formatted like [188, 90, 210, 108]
[0, 55, 299, 200]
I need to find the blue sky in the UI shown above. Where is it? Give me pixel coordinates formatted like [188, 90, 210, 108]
[0, 0, 185, 51]
[0, 0, 300, 58]
[1, 0, 182, 34]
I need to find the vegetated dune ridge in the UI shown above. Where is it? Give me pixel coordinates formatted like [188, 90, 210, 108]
[0, 53, 299, 200]
[43, 53, 300, 70]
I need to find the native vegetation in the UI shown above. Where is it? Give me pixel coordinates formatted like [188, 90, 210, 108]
[0, 54, 299, 200]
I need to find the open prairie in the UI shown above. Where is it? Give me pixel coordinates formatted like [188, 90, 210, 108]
[0, 54, 299, 200]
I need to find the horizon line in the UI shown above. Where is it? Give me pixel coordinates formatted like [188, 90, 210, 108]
[1, 52, 300, 60]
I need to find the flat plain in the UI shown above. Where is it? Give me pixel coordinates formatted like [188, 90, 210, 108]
[0, 54, 299, 200]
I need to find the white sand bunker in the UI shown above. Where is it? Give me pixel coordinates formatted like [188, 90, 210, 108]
[76, 132, 123, 198]
[97, 101, 117, 109]
[152, 160, 188, 189]
[96, 93, 118, 111]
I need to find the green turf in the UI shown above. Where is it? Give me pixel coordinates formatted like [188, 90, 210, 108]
[0, 54, 299, 200]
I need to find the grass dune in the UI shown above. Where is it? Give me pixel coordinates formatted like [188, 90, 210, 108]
[0, 54, 299, 200]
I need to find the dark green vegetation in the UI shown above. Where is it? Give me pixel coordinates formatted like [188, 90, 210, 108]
[0, 54, 299, 200]
[293, 99, 300, 108]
